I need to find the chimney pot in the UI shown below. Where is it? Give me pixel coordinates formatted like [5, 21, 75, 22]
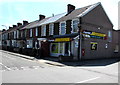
[67, 4, 75, 14]
[39, 15, 45, 20]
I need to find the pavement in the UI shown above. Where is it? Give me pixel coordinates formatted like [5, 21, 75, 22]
[1, 50, 65, 67]
[1, 50, 120, 68]
[1, 50, 35, 60]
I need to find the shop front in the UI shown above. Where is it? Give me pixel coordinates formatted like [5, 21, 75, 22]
[48, 33, 79, 61]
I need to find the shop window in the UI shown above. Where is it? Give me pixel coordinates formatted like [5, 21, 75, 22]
[41, 25, 46, 36]
[51, 43, 59, 53]
[49, 24, 54, 35]
[59, 43, 64, 54]
[60, 22, 66, 35]
[71, 19, 79, 33]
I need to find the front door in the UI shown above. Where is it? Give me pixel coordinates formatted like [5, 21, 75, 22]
[71, 38, 78, 60]
[59, 43, 65, 55]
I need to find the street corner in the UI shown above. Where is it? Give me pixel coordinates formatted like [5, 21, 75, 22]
[37, 59, 66, 67]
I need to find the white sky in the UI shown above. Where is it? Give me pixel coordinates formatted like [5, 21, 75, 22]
[0, 0, 119, 30]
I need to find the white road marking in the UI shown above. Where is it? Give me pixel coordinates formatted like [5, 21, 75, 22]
[76, 77, 100, 83]
[0, 63, 12, 71]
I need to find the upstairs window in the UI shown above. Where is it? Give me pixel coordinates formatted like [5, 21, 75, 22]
[41, 25, 46, 36]
[108, 31, 112, 42]
[49, 24, 54, 35]
[17, 30, 19, 38]
[71, 19, 79, 33]
[36, 27, 38, 36]
[60, 22, 66, 35]
[21, 31, 23, 38]
[30, 29, 32, 37]
[14, 31, 17, 39]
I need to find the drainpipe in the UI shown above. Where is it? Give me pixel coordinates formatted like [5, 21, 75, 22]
[78, 17, 82, 61]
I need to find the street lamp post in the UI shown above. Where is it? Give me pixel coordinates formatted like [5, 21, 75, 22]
[78, 17, 82, 61]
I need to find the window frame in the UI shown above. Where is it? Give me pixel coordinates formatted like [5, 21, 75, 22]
[30, 29, 33, 37]
[27, 40, 33, 48]
[71, 19, 79, 33]
[41, 25, 46, 36]
[35, 27, 38, 36]
[49, 23, 54, 35]
[59, 21, 66, 35]
[108, 30, 112, 42]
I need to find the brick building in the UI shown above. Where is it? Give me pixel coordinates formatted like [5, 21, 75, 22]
[0, 2, 120, 61]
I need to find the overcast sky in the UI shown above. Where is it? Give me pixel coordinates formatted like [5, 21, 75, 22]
[0, 0, 119, 30]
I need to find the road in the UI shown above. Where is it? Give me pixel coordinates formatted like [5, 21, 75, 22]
[0, 50, 119, 84]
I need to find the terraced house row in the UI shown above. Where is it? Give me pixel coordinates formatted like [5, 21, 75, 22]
[1, 2, 120, 61]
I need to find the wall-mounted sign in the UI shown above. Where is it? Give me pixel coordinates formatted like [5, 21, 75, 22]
[82, 30, 107, 40]
[91, 42, 98, 50]
[55, 38, 71, 42]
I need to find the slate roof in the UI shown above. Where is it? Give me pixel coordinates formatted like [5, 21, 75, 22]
[56, 2, 101, 22]
[23, 13, 66, 29]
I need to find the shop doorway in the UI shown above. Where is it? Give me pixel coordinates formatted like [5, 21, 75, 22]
[59, 42, 70, 56]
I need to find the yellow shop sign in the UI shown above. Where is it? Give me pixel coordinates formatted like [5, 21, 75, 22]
[91, 32, 106, 37]
[55, 38, 70, 42]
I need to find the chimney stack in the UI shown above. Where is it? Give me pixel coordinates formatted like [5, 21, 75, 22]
[2, 29, 6, 32]
[67, 4, 75, 14]
[23, 21, 28, 25]
[17, 23, 22, 27]
[39, 15, 45, 20]
[9, 26, 12, 29]
[13, 25, 17, 28]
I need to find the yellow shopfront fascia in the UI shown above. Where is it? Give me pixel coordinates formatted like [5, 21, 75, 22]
[55, 38, 71, 42]
[91, 32, 106, 37]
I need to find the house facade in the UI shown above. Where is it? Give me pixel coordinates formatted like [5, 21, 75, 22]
[1, 2, 119, 61]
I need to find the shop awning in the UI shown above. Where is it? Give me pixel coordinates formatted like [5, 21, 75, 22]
[48, 33, 79, 42]
[53, 33, 79, 38]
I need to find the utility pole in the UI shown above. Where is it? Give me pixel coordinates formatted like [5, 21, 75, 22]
[78, 17, 82, 61]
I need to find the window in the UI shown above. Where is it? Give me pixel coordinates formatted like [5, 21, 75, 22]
[60, 22, 66, 35]
[14, 31, 16, 39]
[108, 31, 112, 42]
[49, 24, 54, 35]
[21, 31, 23, 38]
[17, 30, 19, 38]
[36, 27, 38, 36]
[114, 45, 119, 53]
[27, 40, 33, 48]
[71, 19, 79, 33]
[25, 30, 27, 37]
[30, 29, 32, 37]
[41, 25, 46, 36]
